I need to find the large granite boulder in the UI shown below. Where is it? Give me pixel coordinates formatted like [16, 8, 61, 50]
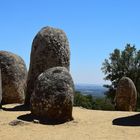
[115, 77, 137, 111]
[0, 69, 2, 108]
[30, 67, 74, 123]
[0, 51, 27, 104]
[25, 26, 70, 106]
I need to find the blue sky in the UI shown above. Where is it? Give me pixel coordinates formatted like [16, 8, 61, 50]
[0, 0, 140, 84]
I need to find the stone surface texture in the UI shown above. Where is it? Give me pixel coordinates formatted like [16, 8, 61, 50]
[0, 51, 27, 104]
[25, 26, 70, 105]
[0, 69, 2, 107]
[115, 77, 137, 111]
[30, 67, 74, 123]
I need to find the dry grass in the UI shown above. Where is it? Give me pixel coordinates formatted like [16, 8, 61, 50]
[0, 104, 140, 140]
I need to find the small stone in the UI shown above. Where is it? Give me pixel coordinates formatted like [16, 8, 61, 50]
[9, 120, 25, 126]
[33, 119, 39, 124]
[115, 77, 137, 111]
[30, 67, 74, 123]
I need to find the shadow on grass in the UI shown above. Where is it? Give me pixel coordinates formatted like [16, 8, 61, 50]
[112, 113, 140, 126]
[2, 104, 30, 111]
[17, 113, 73, 125]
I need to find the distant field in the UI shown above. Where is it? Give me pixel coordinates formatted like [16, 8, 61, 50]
[75, 84, 108, 98]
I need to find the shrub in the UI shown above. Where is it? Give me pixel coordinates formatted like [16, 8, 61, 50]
[74, 91, 95, 109]
[74, 91, 115, 111]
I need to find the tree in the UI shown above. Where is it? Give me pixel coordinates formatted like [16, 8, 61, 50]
[101, 44, 140, 103]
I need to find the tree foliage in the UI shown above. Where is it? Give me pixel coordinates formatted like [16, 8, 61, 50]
[101, 44, 140, 103]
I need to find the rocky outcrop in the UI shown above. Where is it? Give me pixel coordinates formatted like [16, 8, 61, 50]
[30, 67, 74, 123]
[0, 68, 2, 108]
[115, 77, 137, 111]
[0, 51, 27, 104]
[25, 26, 70, 106]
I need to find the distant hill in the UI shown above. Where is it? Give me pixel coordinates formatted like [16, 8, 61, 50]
[75, 84, 108, 98]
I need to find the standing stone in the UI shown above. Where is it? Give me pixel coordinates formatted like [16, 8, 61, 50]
[25, 26, 70, 106]
[0, 69, 2, 108]
[30, 67, 74, 123]
[115, 77, 137, 111]
[0, 51, 27, 104]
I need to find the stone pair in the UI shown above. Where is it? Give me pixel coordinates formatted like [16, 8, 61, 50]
[27, 27, 75, 122]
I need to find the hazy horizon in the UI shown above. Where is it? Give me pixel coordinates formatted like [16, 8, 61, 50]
[0, 0, 140, 85]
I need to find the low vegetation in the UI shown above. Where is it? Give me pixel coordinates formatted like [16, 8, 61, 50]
[74, 91, 114, 111]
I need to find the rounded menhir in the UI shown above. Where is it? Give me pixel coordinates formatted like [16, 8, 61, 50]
[115, 77, 137, 111]
[0, 51, 27, 104]
[30, 67, 74, 123]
